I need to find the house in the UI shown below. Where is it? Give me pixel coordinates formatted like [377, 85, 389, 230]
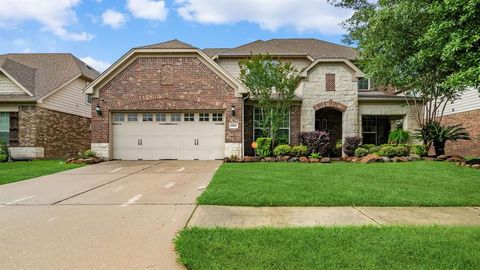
[441, 88, 480, 156]
[0, 53, 99, 159]
[85, 39, 420, 160]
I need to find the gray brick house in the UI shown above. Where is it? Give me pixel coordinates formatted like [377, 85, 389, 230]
[85, 39, 419, 160]
[0, 53, 99, 159]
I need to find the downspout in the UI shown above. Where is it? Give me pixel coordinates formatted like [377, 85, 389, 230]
[242, 92, 250, 157]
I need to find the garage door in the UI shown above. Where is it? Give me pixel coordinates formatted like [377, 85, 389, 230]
[112, 112, 225, 160]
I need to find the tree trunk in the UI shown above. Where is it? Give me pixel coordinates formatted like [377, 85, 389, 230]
[434, 141, 445, 156]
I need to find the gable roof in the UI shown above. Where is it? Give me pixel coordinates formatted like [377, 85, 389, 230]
[138, 39, 195, 49]
[208, 38, 358, 60]
[0, 53, 99, 100]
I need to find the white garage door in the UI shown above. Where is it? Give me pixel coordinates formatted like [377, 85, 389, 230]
[112, 112, 225, 160]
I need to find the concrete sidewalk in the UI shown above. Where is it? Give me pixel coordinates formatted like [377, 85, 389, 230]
[188, 206, 480, 228]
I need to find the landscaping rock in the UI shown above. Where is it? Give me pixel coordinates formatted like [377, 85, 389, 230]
[472, 164, 480, 169]
[402, 156, 413, 162]
[466, 159, 480, 165]
[330, 157, 341, 162]
[264, 157, 276, 162]
[243, 156, 255, 162]
[309, 158, 320, 163]
[436, 155, 449, 161]
[360, 154, 383, 163]
[423, 156, 437, 161]
[277, 156, 290, 162]
[392, 157, 404, 162]
[381, 157, 391, 162]
[288, 157, 299, 162]
[299, 156, 309, 163]
[320, 157, 331, 163]
[445, 155, 465, 163]
[409, 154, 421, 161]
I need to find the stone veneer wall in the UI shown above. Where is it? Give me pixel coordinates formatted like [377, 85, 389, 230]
[441, 109, 480, 156]
[18, 106, 91, 158]
[299, 62, 359, 141]
[91, 56, 243, 159]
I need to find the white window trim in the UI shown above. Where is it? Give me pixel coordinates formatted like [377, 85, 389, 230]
[253, 107, 290, 144]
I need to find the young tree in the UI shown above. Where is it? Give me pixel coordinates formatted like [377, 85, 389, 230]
[239, 54, 301, 146]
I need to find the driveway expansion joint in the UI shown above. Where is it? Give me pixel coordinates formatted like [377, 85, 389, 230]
[352, 206, 381, 225]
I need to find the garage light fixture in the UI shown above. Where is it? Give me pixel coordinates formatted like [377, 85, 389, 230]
[95, 104, 102, 116]
[231, 105, 236, 116]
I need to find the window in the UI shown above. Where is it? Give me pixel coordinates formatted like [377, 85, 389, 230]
[0, 112, 9, 144]
[171, 113, 181, 122]
[325, 73, 336, 91]
[199, 113, 209, 121]
[358, 78, 369, 90]
[212, 113, 223, 122]
[143, 113, 153, 122]
[113, 113, 124, 122]
[184, 113, 195, 121]
[253, 107, 290, 144]
[85, 94, 92, 104]
[127, 113, 138, 122]
[156, 113, 166, 122]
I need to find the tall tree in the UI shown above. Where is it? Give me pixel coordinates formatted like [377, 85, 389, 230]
[239, 54, 300, 145]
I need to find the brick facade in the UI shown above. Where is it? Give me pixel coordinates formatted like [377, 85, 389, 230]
[92, 56, 242, 146]
[441, 109, 480, 156]
[18, 106, 91, 158]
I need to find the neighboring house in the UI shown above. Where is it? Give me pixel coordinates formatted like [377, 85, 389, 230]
[85, 39, 420, 160]
[441, 88, 480, 156]
[0, 53, 99, 159]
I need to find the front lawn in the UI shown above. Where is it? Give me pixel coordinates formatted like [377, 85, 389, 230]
[176, 226, 480, 270]
[0, 160, 84, 185]
[198, 161, 480, 206]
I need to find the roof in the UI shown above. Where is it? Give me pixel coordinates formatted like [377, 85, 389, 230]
[0, 53, 100, 100]
[138, 39, 196, 49]
[202, 48, 229, 58]
[208, 38, 358, 60]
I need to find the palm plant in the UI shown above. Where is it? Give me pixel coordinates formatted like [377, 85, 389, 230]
[415, 122, 470, 156]
[388, 129, 410, 144]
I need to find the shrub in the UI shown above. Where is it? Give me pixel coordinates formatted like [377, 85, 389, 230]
[411, 144, 427, 156]
[354, 147, 369, 158]
[78, 149, 97, 159]
[256, 137, 273, 157]
[377, 145, 410, 157]
[0, 144, 8, 162]
[299, 131, 331, 156]
[273, 144, 292, 156]
[388, 129, 410, 144]
[343, 136, 362, 156]
[291, 145, 308, 157]
[309, 152, 321, 159]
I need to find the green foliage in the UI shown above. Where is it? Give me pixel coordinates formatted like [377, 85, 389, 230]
[291, 145, 308, 157]
[361, 144, 379, 154]
[309, 152, 321, 159]
[239, 54, 301, 144]
[0, 154, 6, 162]
[377, 145, 410, 158]
[415, 122, 470, 156]
[410, 145, 427, 157]
[388, 129, 410, 145]
[78, 149, 97, 159]
[273, 144, 292, 157]
[256, 137, 273, 157]
[0, 144, 8, 162]
[354, 147, 369, 158]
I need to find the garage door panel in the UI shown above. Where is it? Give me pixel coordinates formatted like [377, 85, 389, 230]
[112, 112, 225, 160]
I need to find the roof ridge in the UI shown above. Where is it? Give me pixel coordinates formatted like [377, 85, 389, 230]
[266, 38, 355, 50]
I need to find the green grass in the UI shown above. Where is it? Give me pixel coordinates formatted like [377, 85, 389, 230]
[198, 161, 480, 206]
[0, 160, 84, 185]
[175, 226, 480, 270]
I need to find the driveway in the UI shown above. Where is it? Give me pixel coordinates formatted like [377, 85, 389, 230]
[0, 160, 221, 270]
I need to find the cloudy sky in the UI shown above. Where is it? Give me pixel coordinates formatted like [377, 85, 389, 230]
[0, 0, 353, 72]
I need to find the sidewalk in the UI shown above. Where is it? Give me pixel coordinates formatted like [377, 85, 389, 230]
[188, 205, 480, 227]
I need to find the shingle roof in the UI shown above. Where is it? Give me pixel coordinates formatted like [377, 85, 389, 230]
[0, 53, 99, 99]
[209, 38, 358, 60]
[202, 48, 230, 58]
[138, 39, 196, 49]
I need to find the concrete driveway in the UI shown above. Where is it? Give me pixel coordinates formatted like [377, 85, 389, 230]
[0, 160, 222, 270]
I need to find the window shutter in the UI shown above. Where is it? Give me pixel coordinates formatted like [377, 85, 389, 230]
[325, 74, 336, 91]
[9, 112, 19, 146]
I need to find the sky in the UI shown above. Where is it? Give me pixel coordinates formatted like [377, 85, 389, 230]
[0, 0, 354, 72]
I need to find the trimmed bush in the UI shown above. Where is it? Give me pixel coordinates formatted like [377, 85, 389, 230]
[411, 144, 428, 156]
[256, 137, 273, 157]
[343, 136, 362, 156]
[299, 131, 331, 156]
[388, 129, 410, 144]
[0, 144, 8, 162]
[377, 145, 410, 157]
[354, 147, 369, 158]
[291, 145, 308, 157]
[273, 144, 292, 156]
